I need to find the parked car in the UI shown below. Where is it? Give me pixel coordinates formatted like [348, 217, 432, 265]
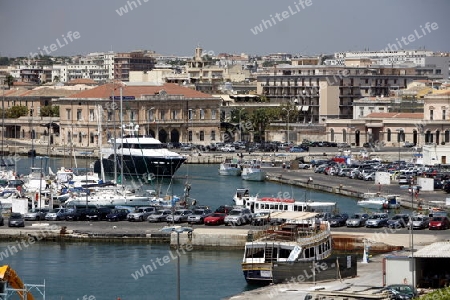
[381, 284, 417, 300]
[328, 214, 349, 227]
[8, 213, 25, 227]
[65, 209, 85, 221]
[24, 208, 49, 221]
[289, 146, 305, 153]
[45, 208, 69, 221]
[366, 213, 389, 228]
[127, 207, 157, 222]
[429, 216, 450, 230]
[409, 215, 430, 230]
[105, 209, 130, 222]
[297, 163, 311, 169]
[250, 212, 271, 226]
[166, 209, 193, 223]
[148, 209, 173, 223]
[387, 214, 410, 229]
[187, 208, 213, 224]
[214, 205, 234, 214]
[346, 213, 369, 227]
[85, 207, 112, 221]
[204, 213, 227, 226]
[224, 208, 253, 226]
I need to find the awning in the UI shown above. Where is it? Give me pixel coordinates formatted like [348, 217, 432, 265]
[366, 123, 383, 128]
[302, 106, 309, 111]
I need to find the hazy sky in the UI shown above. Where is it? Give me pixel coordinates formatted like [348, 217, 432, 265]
[0, 0, 449, 58]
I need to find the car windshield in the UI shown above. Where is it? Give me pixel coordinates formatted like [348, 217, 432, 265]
[211, 213, 224, 218]
[174, 211, 183, 215]
[10, 214, 22, 219]
[370, 215, 381, 219]
[229, 210, 241, 216]
[351, 214, 361, 219]
[432, 217, 444, 221]
[193, 210, 204, 215]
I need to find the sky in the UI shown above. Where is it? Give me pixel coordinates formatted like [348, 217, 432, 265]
[0, 0, 449, 58]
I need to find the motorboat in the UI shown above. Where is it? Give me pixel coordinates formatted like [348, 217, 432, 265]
[241, 159, 266, 181]
[233, 188, 336, 214]
[218, 158, 241, 176]
[357, 194, 401, 210]
[241, 211, 357, 284]
[94, 124, 186, 178]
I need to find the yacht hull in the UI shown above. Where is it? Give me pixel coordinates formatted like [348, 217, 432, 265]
[94, 155, 186, 178]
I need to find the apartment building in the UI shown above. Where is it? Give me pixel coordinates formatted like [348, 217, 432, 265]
[257, 65, 427, 123]
[55, 82, 221, 148]
[114, 51, 155, 82]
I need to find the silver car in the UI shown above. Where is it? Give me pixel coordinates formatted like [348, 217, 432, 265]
[187, 208, 213, 224]
[147, 209, 172, 223]
[166, 209, 193, 223]
[346, 213, 369, 227]
[410, 215, 430, 230]
[24, 208, 49, 221]
[127, 207, 157, 222]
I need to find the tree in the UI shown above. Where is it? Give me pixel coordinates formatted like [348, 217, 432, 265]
[7, 106, 28, 118]
[40, 106, 59, 117]
[53, 75, 60, 83]
[249, 107, 279, 142]
[5, 74, 14, 88]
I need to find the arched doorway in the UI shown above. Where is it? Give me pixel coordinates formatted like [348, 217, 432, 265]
[342, 129, 347, 143]
[425, 130, 432, 143]
[413, 130, 417, 145]
[355, 130, 360, 146]
[330, 129, 334, 142]
[148, 129, 156, 138]
[436, 130, 440, 145]
[170, 129, 180, 143]
[159, 129, 168, 143]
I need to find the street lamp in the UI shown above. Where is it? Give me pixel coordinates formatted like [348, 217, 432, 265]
[237, 108, 245, 142]
[282, 108, 293, 144]
[409, 178, 415, 289]
[175, 227, 193, 300]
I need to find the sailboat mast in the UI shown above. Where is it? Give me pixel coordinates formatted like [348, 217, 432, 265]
[112, 82, 117, 184]
[96, 105, 105, 183]
[120, 86, 124, 185]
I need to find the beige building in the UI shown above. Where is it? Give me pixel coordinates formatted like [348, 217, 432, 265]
[55, 82, 221, 148]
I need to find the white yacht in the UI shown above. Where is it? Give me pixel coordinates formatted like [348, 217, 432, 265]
[218, 158, 242, 176]
[241, 159, 266, 181]
[94, 124, 186, 178]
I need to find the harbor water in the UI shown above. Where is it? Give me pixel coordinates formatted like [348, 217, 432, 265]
[1, 157, 371, 299]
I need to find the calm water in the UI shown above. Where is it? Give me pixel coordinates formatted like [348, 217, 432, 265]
[2, 157, 368, 299]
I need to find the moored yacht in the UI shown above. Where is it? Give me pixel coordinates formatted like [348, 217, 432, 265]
[241, 159, 266, 181]
[218, 158, 242, 176]
[94, 124, 186, 178]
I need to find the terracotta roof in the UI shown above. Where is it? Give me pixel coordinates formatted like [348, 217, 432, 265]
[365, 112, 424, 119]
[66, 83, 213, 99]
[67, 78, 97, 85]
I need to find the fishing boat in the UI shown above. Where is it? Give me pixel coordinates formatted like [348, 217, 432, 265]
[241, 211, 357, 284]
[357, 194, 401, 210]
[93, 123, 186, 178]
[241, 159, 266, 181]
[233, 188, 336, 214]
[218, 158, 242, 176]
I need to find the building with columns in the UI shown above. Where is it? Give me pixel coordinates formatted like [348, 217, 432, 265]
[55, 82, 221, 148]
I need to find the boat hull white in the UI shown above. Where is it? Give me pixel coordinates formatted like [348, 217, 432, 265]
[241, 168, 266, 181]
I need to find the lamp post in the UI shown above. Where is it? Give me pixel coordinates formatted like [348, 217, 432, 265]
[410, 178, 415, 289]
[175, 227, 193, 300]
[396, 128, 404, 162]
[282, 108, 293, 144]
[237, 108, 245, 142]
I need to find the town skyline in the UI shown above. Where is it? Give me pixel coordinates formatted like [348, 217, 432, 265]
[1, 0, 449, 58]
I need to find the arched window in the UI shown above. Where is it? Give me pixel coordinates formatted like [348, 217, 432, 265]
[342, 129, 347, 143]
[445, 130, 450, 143]
[330, 129, 335, 142]
[387, 129, 391, 142]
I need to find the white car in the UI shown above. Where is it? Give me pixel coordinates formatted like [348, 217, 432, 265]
[224, 208, 253, 226]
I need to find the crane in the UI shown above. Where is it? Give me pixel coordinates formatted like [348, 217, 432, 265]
[0, 266, 35, 300]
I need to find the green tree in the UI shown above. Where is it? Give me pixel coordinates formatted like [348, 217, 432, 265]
[249, 107, 279, 142]
[7, 106, 28, 118]
[40, 106, 59, 117]
[5, 74, 14, 88]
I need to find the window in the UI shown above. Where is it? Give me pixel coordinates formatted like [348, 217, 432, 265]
[89, 109, 94, 121]
[66, 109, 71, 120]
[330, 129, 334, 142]
[148, 110, 154, 121]
[211, 109, 216, 120]
[430, 109, 434, 120]
[130, 110, 136, 121]
[378, 107, 385, 111]
[188, 130, 192, 142]
[188, 109, 194, 120]
[443, 110, 446, 120]
[172, 110, 177, 120]
[211, 130, 216, 141]
[159, 110, 165, 121]
[199, 109, 205, 120]
[77, 109, 82, 121]
[107, 111, 112, 121]
[387, 129, 391, 142]
[199, 131, 204, 141]
[359, 107, 364, 117]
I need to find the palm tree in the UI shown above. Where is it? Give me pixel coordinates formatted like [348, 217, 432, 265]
[5, 74, 14, 88]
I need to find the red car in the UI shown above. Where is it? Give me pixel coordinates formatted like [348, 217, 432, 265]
[204, 213, 226, 226]
[429, 216, 450, 230]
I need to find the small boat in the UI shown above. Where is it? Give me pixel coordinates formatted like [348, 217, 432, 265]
[241, 160, 266, 181]
[233, 188, 336, 214]
[241, 211, 357, 284]
[218, 158, 241, 176]
[357, 194, 401, 210]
